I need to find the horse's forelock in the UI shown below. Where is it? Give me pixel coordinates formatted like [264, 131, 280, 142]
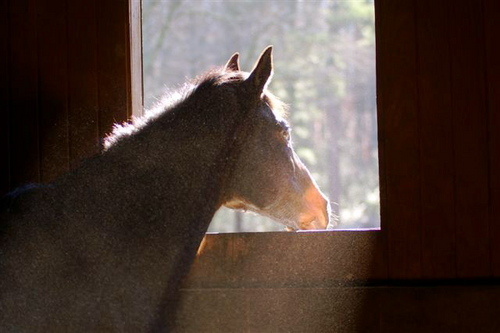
[263, 92, 289, 120]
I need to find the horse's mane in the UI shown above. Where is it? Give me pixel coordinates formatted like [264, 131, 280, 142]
[103, 69, 224, 150]
[103, 67, 288, 150]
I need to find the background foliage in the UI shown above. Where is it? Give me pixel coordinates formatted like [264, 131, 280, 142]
[142, 0, 379, 232]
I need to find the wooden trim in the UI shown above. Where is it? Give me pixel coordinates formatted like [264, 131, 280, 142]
[128, 0, 143, 117]
[96, 1, 131, 138]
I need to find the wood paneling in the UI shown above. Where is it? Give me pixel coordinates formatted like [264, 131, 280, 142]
[96, 0, 130, 138]
[376, 0, 421, 279]
[373, 0, 495, 281]
[67, 0, 100, 168]
[449, 0, 490, 278]
[8, 0, 40, 189]
[416, 0, 456, 279]
[380, 288, 460, 333]
[0, 0, 10, 195]
[1, 0, 137, 195]
[485, 0, 500, 277]
[38, 0, 70, 182]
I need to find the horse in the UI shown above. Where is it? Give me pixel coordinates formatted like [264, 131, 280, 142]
[0, 47, 331, 332]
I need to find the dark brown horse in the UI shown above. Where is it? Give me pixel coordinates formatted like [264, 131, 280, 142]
[0, 47, 330, 332]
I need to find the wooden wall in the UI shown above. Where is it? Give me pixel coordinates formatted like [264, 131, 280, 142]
[377, 0, 500, 281]
[1, 0, 500, 331]
[0, 0, 137, 197]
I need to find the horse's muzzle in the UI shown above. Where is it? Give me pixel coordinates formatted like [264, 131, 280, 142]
[298, 185, 331, 230]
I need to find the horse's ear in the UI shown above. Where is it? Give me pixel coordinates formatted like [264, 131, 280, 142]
[224, 52, 240, 72]
[247, 46, 273, 93]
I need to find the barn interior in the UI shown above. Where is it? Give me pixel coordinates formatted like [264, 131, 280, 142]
[1, 0, 500, 331]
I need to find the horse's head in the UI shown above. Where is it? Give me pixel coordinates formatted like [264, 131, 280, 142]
[220, 47, 333, 231]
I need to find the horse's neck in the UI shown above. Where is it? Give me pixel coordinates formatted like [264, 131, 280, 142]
[0, 97, 242, 330]
[64, 109, 234, 245]
[45, 113, 234, 328]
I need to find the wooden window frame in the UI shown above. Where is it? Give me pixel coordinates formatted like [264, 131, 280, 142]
[129, 0, 143, 118]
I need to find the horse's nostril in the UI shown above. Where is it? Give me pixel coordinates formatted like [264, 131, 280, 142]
[298, 208, 326, 229]
[299, 216, 327, 230]
[298, 185, 330, 230]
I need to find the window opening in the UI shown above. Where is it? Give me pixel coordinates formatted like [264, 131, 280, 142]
[142, 0, 379, 232]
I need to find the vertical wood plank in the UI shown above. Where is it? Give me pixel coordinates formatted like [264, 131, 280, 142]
[379, 289, 424, 333]
[8, 0, 40, 188]
[0, 0, 10, 196]
[376, 0, 422, 279]
[67, 0, 100, 168]
[484, 0, 500, 277]
[97, 0, 131, 139]
[380, 288, 460, 333]
[37, 0, 69, 182]
[457, 288, 500, 333]
[416, 0, 456, 279]
[449, 0, 490, 278]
